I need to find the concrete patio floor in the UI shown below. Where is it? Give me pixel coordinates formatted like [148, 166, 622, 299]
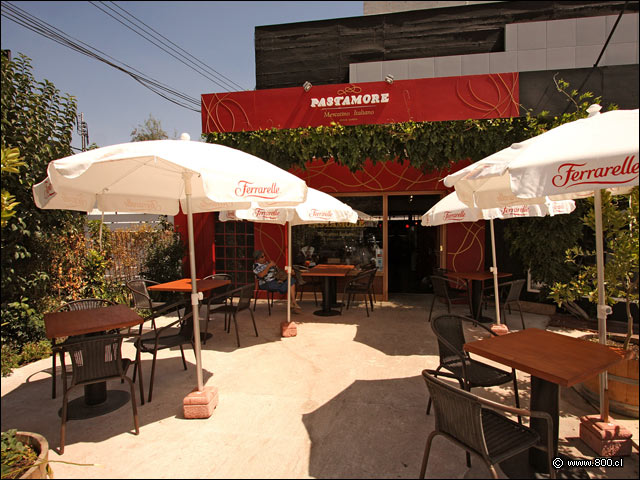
[2, 294, 638, 479]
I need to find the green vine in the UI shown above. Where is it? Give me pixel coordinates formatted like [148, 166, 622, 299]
[205, 115, 552, 172]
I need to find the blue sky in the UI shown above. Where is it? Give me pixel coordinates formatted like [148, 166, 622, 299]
[1, 1, 363, 150]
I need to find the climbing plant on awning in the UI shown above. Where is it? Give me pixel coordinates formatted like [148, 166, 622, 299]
[205, 115, 547, 173]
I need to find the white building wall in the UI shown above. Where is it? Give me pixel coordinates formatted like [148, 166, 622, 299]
[350, 13, 639, 82]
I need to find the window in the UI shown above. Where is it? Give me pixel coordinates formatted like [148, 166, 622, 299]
[214, 214, 254, 286]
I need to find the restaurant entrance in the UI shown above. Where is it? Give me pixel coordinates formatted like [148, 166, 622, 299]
[387, 195, 439, 294]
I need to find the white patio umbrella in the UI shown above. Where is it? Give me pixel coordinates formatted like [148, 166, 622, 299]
[443, 105, 639, 418]
[33, 135, 308, 396]
[421, 191, 576, 324]
[219, 188, 358, 324]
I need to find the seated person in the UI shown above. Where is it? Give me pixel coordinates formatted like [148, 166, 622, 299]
[253, 250, 302, 313]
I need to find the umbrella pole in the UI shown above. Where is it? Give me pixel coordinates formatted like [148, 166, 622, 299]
[287, 221, 291, 325]
[183, 172, 204, 392]
[489, 219, 502, 324]
[594, 189, 610, 421]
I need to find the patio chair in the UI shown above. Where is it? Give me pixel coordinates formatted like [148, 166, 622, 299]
[59, 334, 140, 454]
[499, 278, 527, 330]
[340, 267, 377, 317]
[293, 264, 319, 306]
[51, 298, 115, 399]
[126, 278, 185, 334]
[253, 274, 276, 315]
[133, 310, 195, 402]
[427, 314, 521, 422]
[359, 263, 378, 305]
[420, 370, 555, 479]
[435, 268, 468, 295]
[207, 284, 258, 347]
[201, 273, 233, 344]
[428, 275, 471, 322]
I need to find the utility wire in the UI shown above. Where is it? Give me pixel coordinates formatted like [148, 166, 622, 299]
[562, 0, 629, 114]
[94, 1, 246, 92]
[1, 1, 201, 111]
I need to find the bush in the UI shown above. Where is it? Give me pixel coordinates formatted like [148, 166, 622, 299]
[19, 340, 52, 365]
[1, 345, 20, 377]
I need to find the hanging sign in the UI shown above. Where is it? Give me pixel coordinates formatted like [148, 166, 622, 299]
[201, 73, 519, 133]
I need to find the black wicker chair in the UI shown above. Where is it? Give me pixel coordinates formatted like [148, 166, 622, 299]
[134, 310, 195, 402]
[59, 334, 140, 454]
[497, 279, 527, 330]
[340, 267, 377, 317]
[427, 315, 521, 420]
[293, 265, 319, 306]
[51, 298, 116, 399]
[420, 370, 555, 479]
[126, 278, 185, 334]
[207, 284, 258, 347]
[253, 274, 276, 315]
[201, 274, 233, 344]
[428, 275, 471, 322]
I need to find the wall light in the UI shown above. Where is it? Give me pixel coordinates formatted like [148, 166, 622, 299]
[385, 74, 394, 84]
[303, 81, 312, 92]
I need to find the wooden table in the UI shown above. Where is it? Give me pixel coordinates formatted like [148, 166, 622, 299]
[147, 278, 230, 294]
[445, 270, 511, 322]
[464, 328, 631, 475]
[148, 278, 231, 340]
[301, 264, 355, 316]
[44, 304, 144, 419]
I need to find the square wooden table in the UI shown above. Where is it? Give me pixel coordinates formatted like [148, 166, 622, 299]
[445, 270, 512, 322]
[148, 278, 231, 340]
[464, 328, 630, 474]
[301, 264, 355, 316]
[44, 304, 144, 419]
[147, 277, 230, 294]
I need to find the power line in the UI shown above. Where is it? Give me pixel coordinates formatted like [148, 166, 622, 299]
[1, 1, 201, 111]
[93, 1, 246, 92]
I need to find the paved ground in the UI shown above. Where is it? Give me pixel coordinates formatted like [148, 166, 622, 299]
[2, 294, 638, 479]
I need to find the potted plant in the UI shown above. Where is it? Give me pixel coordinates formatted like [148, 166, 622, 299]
[1, 430, 51, 479]
[549, 187, 639, 417]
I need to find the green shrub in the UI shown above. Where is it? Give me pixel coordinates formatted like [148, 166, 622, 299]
[19, 340, 52, 365]
[1, 345, 20, 377]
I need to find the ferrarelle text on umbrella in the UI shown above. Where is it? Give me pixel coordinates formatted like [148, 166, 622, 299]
[552, 155, 638, 189]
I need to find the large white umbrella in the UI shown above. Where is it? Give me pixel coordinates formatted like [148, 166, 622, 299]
[33, 135, 308, 397]
[443, 105, 639, 418]
[421, 191, 576, 324]
[219, 188, 358, 324]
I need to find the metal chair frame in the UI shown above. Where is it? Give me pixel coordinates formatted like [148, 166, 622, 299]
[208, 284, 258, 347]
[428, 275, 471, 322]
[340, 267, 377, 317]
[59, 333, 141, 454]
[420, 370, 555, 479]
[293, 264, 319, 306]
[427, 314, 521, 422]
[133, 311, 194, 403]
[125, 278, 185, 334]
[51, 298, 116, 399]
[201, 273, 233, 344]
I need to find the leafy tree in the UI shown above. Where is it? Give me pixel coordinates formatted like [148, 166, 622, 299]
[549, 188, 639, 350]
[1, 53, 80, 347]
[503, 77, 616, 307]
[130, 114, 168, 141]
[1, 146, 25, 228]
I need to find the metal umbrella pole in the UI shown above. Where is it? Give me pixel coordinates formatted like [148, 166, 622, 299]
[183, 171, 204, 392]
[594, 189, 612, 421]
[489, 219, 502, 324]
